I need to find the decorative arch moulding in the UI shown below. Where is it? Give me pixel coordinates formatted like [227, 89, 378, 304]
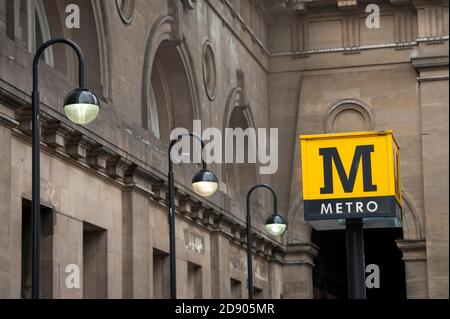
[115, 0, 135, 25]
[182, 0, 197, 10]
[202, 40, 217, 101]
[325, 98, 375, 133]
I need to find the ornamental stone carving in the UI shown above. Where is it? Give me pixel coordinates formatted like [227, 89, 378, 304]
[115, 0, 135, 25]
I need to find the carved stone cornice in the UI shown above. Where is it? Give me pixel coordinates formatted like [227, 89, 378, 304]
[283, 0, 319, 12]
[17, 108, 34, 136]
[201, 208, 222, 228]
[337, 0, 358, 10]
[412, 0, 447, 9]
[270, 247, 284, 263]
[396, 239, 427, 261]
[412, 56, 449, 70]
[229, 222, 240, 238]
[106, 155, 132, 180]
[252, 233, 261, 249]
[191, 203, 210, 223]
[284, 241, 319, 266]
[42, 118, 73, 149]
[3, 103, 287, 262]
[0, 87, 27, 109]
[253, 234, 265, 254]
[229, 223, 245, 244]
[124, 164, 162, 194]
[87, 144, 114, 171]
[66, 132, 94, 159]
[177, 193, 195, 217]
[390, 0, 411, 5]
[285, 0, 308, 12]
[182, 0, 197, 10]
[260, 240, 271, 257]
[0, 112, 19, 129]
[147, 178, 166, 203]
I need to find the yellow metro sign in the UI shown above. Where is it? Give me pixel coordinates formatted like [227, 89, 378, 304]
[300, 130, 402, 229]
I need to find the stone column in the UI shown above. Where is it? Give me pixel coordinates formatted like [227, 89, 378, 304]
[412, 55, 449, 299]
[0, 112, 14, 298]
[122, 188, 152, 298]
[268, 251, 284, 299]
[396, 239, 428, 298]
[176, 258, 188, 299]
[283, 242, 318, 299]
[210, 230, 231, 298]
[53, 214, 83, 299]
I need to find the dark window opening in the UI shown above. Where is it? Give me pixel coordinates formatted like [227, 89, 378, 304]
[312, 230, 347, 299]
[153, 248, 170, 299]
[83, 222, 107, 299]
[253, 286, 263, 299]
[312, 227, 407, 299]
[6, 0, 15, 39]
[21, 199, 53, 299]
[187, 262, 202, 299]
[365, 228, 406, 299]
[230, 278, 242, 299]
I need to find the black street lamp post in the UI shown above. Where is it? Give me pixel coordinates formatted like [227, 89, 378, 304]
[31, 38, 100, 299]
[246, 184, 286, 299]
[168, 133, 218, 299]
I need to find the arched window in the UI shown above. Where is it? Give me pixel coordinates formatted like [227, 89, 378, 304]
[146, 41, 196, 143]
[225, 106, 257, 197]
[19, 0, 53, 65]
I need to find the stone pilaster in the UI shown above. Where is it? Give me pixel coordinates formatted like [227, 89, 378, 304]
[0, 112, 15, 298]
[52, 214, 83, 299]
[210, 227, 231, 298]
[283, 242, 318, 299]
[396, 239, 428, 298]
[412, 56, 449, 298]
[122, 168, 156, 298]
[268, 250, 284, 299]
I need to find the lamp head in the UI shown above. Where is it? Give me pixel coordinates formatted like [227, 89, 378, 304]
[64, 88, 100, 125]
[265, 214, 287, 236]
[192, 169, 218, 197]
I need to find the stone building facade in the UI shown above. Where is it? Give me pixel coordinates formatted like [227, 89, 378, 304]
[0, 0, 448, 299]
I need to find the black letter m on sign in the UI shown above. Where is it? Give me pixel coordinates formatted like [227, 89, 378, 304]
[320, 145, 377, 194]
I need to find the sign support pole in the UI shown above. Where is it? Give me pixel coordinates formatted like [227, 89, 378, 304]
[346, 218, 366, 299]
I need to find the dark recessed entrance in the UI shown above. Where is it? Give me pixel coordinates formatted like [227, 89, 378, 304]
[312, 227, 406, 299]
